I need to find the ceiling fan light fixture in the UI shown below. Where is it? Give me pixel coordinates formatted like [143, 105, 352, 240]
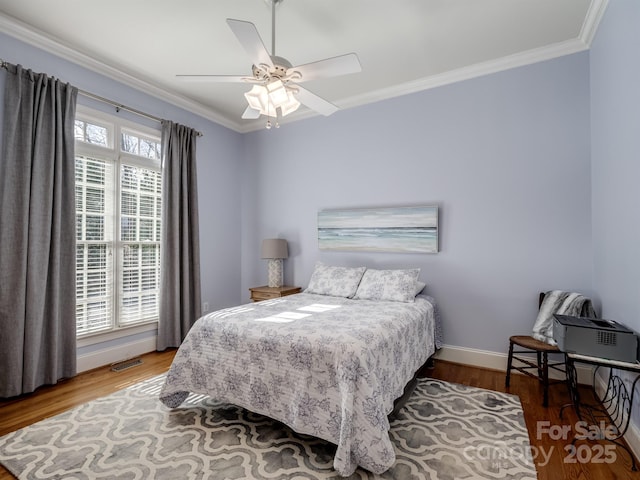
[279, 90, 300, 117]
[177, 0, 362, 124]
[266, 79, 289, 106]
[244, 80, 301, 119]
[244, 84, 269, 112]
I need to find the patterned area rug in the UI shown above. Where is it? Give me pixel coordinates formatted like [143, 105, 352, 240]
[0, 376, 537, 479]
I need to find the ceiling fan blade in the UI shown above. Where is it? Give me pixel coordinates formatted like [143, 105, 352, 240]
[295, 86, 339, 116]
[226, 19, 274, 68]
[241, 105, 261, 119]
[288, 53, 361, 82]
[176, 75, 248, 83]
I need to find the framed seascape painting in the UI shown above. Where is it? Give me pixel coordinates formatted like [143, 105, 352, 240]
[318, 205, 439, 253]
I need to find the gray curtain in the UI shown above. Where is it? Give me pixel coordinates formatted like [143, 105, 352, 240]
[0, 64, 78, 398]
[157, 120, 201, 350]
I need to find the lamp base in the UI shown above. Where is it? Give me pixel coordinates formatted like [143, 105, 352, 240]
[267, 259, 284, 288]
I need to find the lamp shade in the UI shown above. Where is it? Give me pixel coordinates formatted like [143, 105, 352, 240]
[261, 238, 288, 259]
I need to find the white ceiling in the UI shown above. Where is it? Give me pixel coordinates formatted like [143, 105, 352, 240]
[0, 0, 605, 133]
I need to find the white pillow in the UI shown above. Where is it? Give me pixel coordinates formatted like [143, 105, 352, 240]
[354, 268, 421, 303]
[414, 281, 426, 296]
[304, 262, 366, 298]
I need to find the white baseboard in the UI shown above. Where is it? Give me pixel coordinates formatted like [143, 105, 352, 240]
[434, 344, 594, 384]
[77, 336, 157, 373]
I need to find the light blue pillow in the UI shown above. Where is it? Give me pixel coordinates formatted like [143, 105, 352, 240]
[305, 262, 366, 298]
[354, 268, 421, 302]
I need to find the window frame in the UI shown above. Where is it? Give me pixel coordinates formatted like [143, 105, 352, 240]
[75, 106, 162, 342]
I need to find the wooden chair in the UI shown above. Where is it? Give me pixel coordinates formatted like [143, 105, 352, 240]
[505, 293, 566, 407]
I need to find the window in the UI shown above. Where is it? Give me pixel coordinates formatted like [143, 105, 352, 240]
[75, 109, 162, 337]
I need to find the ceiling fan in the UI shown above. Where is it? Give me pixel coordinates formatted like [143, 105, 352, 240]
[177, 0, 362, 127]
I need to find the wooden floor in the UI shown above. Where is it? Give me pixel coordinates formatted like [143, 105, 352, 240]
[1, 350, 637, 479]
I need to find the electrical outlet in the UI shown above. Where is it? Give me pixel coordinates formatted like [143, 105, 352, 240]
[203, 301, 210, 313]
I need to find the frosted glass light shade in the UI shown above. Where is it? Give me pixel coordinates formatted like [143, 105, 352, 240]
[244, 83, 301, 119]
[244, 85, 269, 112]
[280, 90, 300, 117]
[266, 79, 289, 106]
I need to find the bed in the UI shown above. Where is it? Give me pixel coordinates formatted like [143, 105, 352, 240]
[159, 264, 442, 476]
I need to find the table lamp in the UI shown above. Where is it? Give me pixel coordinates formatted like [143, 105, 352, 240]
[261, 238, 288, 287]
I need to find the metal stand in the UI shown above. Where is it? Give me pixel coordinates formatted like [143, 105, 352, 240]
[561, 353, 640, 471]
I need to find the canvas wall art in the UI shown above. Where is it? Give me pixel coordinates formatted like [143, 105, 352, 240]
[318, 206, 438, 253]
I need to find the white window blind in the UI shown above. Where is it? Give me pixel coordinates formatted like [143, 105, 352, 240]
[75, 156, 114, 336]
[119, 164, 162, 326]
[74, 110, 161, 338]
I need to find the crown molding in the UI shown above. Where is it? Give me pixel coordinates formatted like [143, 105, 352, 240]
[337, 0, 610, 122]
[236, 37, 594, 133]
[340, 37, 592, 112]
[579, 0, 609, 46]
[0, 12, 245, 133]
[2, 1, 608, 135]
[253, 1, 610, 133]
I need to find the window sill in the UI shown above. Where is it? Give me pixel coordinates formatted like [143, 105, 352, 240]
[77, 322, 158, 348]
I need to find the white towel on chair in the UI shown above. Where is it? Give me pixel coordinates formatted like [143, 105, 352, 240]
[532, 290, 597, 345]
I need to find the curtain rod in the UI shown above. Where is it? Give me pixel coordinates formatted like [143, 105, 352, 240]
[0, 59, 202, 137]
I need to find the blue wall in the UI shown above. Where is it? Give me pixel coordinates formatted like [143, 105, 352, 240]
[590, 0, 640, 435]
[241, 52, 593, 354]
[591, 0, 640, 331]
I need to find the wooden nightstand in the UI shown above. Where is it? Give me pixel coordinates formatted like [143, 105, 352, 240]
[249, 285, 302, 302]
